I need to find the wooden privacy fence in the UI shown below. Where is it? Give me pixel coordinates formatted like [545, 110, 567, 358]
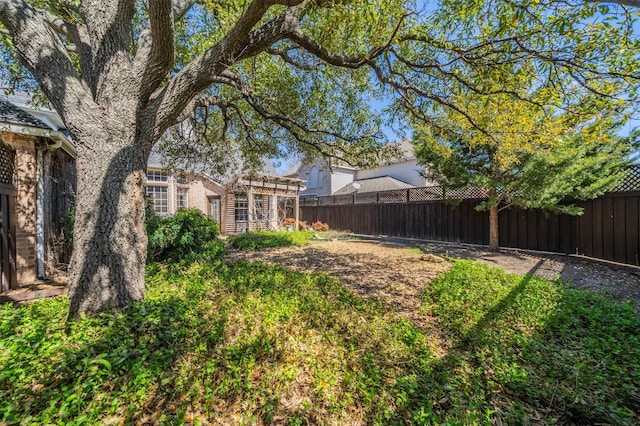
[300, 167, 640, 266]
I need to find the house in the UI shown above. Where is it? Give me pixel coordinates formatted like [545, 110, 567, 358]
[146, 153, 305, 234]
[283, 139, 435, 198]
[0, 93, 306, 290]
[0, 94, 76, 290]
[145, 152, 229, 223]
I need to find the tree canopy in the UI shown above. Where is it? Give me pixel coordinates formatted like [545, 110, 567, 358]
[413, 65, 638, 249]
[0, 0, 638, 316]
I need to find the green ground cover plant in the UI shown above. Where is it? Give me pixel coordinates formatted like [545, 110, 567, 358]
[424, 260, 640, 424]
[227, 231, 311, 250]
[0, 257, 638, 424]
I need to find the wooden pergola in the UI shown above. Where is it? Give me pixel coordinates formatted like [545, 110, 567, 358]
[228, 173, 306, 232]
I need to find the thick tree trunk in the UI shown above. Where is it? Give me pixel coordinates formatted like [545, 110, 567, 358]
[488, 204, 500, 252]
[67, 133, 150, 320]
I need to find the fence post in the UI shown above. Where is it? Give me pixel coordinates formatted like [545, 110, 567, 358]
[406, 189, 410, 203]
[376, 192, 380, 203]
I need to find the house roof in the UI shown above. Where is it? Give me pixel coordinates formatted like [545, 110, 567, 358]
[0, 92, 76, 157]
[281, 162, 301, 178]
[282, 140, 417, 180]
[332, 176, 415, 195]
[0, 99, 52, 130]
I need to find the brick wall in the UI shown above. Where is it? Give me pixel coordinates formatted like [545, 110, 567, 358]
[1, 132, 38, 283]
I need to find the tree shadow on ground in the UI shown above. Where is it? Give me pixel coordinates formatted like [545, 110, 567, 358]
[376, 260, 640, 425]
[3, 257, 638, 424]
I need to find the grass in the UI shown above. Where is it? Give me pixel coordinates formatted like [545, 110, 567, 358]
[0, 257, 638, 424]
[227, 230, 312, 250]
[424, 260, 640, 424]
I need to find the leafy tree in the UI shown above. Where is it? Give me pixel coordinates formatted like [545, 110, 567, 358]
[414, 64, 638, 251]
[0, 0, 637, 318]
[378, 0, 640, 252]
[0, 0, 407, 319]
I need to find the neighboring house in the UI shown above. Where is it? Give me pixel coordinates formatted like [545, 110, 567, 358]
[283, 139, 435, 197]
[0, 95, 76, 289]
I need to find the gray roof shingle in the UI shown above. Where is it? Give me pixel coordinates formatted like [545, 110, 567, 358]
[332, 176, 415, 195]
[0, 99, 52, 130]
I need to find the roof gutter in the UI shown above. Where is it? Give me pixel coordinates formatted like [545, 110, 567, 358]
[0, 123, 75, 158]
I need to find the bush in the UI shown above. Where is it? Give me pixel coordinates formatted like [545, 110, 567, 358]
[282, 218, 310, 231]
[146, 208, 223, 262]
[228, 231, 310, 250]
[311, 221, 329, 232]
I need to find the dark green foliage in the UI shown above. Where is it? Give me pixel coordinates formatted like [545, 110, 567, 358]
[415, 120, 638, 216]
[227, 231, 311, 250]
[424, 260, 640, 425]
[146, 208, 223, 262]
[1, 258, 638, 424]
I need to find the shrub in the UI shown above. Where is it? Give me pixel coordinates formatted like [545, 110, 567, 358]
[311, 221, 329, 232]
[282, 218, 310, 231]
[146, 208, 223, 262]
[228, 231, 310, 250]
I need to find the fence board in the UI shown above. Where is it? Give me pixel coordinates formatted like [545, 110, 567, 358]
[626, 197, 639, 265]
[592, 198, 604, 259]
[613, 196, 626, 264]
[602, 197, 615, 261]
[578, 202, 593, 256]
[301, 191, 640, 266]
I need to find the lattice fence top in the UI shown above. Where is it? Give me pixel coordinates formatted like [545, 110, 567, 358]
[611, 165, 640, 192]
[0, 141, 15, 186]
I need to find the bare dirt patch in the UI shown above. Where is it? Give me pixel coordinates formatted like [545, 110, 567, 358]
[228, 240, 452, 355]
[228, 237, 640, 317]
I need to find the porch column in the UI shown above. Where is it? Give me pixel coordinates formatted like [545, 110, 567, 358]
[294, 189, 299, 231]
[247, 184, 254, 232]
[271, 194, 278, 230]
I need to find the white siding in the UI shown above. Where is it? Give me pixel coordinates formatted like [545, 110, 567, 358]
[356, 159, 432, 187]
[330, 168, 356, 194]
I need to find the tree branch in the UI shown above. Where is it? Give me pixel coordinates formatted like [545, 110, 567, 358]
[0, 0, 97, 133]
[266, 46, 321, 70]
[144, 1, 301, 140]
[134, 0, 175, 103]
[282, 12, 405, 68]
[586, 0, 640, 7]
[78, 0, 136, 100]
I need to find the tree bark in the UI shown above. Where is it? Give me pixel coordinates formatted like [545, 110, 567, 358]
[67, 131, 150, 320]
[488, 204, 500, 252]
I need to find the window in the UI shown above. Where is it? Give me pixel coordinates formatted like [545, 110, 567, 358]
[235, 195, 248, 221]
[210, 198, 220, 224]
[146, 186, 168, 214]
[147, 170, 168, 182]
[176, 173, 188, 184]
[177, 188, 188, 210]
[254, 195, 264, 220]
[308, 166, 319, 188]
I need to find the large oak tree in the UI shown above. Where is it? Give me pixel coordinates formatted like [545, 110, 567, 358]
[1, 0, 638, 319]
[0, 0, 406, 319]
